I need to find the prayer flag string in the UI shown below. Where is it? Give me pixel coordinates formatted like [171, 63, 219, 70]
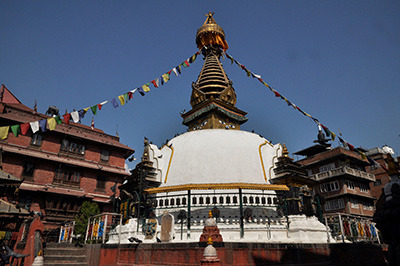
[224, 52, 382, 171]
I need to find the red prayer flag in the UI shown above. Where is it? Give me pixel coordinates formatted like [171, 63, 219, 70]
[63, 113, 71, 125]
[128, 91, 133, 99]
[347, 143, 354, 151]
[167, 70, 172, 75]
[257, 78, 264, 83]
[273, 91, 281, 97]
[21, 123, 30, 135]
[97, 104, 102, 110]
[151, 80, 159, 88]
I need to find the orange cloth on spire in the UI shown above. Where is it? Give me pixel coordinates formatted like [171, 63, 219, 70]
[197, 33, 229, 51]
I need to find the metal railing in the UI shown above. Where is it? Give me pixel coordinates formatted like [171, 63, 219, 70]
[85, 213, 122, 244]
[324, 213, 380, 243]
[311, 166, 375, 182]
[59, 221, 75, 243]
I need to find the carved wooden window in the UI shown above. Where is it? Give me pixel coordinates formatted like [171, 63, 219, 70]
[96, 176, 106, 192]
[60, 139, 85, 155]
[101, 149, 110, 162]
[54, 167, 81, 186]
[31, 133, 42, 146]
[23, 163, 36, 180]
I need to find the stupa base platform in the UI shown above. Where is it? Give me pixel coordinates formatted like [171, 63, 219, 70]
[87, 242, 386, 266]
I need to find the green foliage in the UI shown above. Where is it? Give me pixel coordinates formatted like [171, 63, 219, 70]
[74, 201, 100, 238]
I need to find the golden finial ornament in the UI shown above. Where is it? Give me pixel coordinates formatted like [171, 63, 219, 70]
[196, 12, 229, 51]
[207, 236, 213, 245]
[208, 210, 213, 218]
[282, 143, 289, 157]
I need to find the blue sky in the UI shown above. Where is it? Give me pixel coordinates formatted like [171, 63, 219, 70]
[1, 1, 399, 169]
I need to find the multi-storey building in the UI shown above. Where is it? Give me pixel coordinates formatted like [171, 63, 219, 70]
[295, 145, 375, 218]
[0, 84, 134, 230]
[365, 146, 397, 203]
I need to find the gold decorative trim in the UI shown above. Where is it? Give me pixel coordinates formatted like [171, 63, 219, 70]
[144, 183, 289, 194]
[269, 144, 282, 180]
[259, 141, 268, 182]
[164, 144, 174, 183]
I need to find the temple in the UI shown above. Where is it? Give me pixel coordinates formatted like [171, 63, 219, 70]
[116, 13, 331, 243]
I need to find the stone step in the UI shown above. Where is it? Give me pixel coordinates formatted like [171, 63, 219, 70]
[44, 263, 88, 266]
[44, 254, 87, 263]
[45, 247, 86, 256]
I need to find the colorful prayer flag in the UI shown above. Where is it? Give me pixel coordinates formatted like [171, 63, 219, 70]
[162, 74, 170, 83]
[330, 131, 336, 141]
[182, 60, 190, 68]
[172, 68, 178, 76]
[39, 119, 47, 132]
[47, 118, 57, 131]
[142, 83, 150, 92]
[91, 105, 97, 115]
[91, 117, 95, 130]
[111, 98, 119, 108]
[63, 113, 71, 125]
[176, 65, 181, 74]
[21, 123, 30, 135]
[0, 126, 9, 140]
[151, 80, 159, 88]
[118, 95, 126, 106]
[10, 125, 20, 137]
[137, 87, 145, 96]
[55, 116, 62, 125]
[30, 121, 40, 133]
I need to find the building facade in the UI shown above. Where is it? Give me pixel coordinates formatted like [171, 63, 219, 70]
[0, 84, 134, 230]
[295, 145, 375, 218]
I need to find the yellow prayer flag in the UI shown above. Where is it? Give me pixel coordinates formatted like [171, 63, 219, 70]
[162, 74, 170, 82]
[47, 118, 57, 131]
[83, 107, 90, 114]
[0, 126, 10, 140]
[331, 131, 336, 141]
[142, 84, 150, 92]
[118, 95, 125, 106]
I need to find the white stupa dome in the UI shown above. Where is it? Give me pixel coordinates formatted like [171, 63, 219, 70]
[145, 129, 283, 189]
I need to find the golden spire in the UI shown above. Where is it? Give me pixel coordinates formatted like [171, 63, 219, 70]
[196, 12, 229, 51]
[207, 236, 213, 245]
[208, 210, 213, 218]
[282, 143, 289, 157]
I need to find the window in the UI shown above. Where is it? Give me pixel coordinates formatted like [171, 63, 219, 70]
[273, 198, 278, 205]
[192, 197, 197, 205]
[170, 198, 175, 206]
[206, 197, 210, 204]
[60, 139, 85, 155]
[374, 179, 382, 186]
[320, 181, 340, 193]
[199, 197, 204, 205]
[219, 196, 224, 204]
[54, 167, 81, 186]
[182, 197, 186, 205]
[96, 176, 106, 191]
[319, 163, 335, 173]
[23, 163, 36, 177]
[360, 183, 369, 193]
[176, 198, 181, 206]
[346, 180, 355, 190]
[159, 200, 163, 207]
[164, 199, 169, 206]
[101, 149, 110, 162]
[255, 197, 260, 204]
[324, 199, 344, 211]
[31, 133, 42, 146]
[362, 201, 374, 211]
[350, 198, 359, 209]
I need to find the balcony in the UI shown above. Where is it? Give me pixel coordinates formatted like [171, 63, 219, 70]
[310, 166, 375, 182]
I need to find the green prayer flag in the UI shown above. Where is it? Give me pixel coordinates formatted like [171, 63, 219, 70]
[55, 116, 63, 124]
[11, 125, 20, 137]
[91, 105, 97, 115]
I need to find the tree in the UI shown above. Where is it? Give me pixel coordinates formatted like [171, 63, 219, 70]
[74, 201, 100, 241]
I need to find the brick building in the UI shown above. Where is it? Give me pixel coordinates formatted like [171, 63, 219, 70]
[365, 146, 398, 204]
[295, 145, 375, 218]
[0, 84, 134, 230]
